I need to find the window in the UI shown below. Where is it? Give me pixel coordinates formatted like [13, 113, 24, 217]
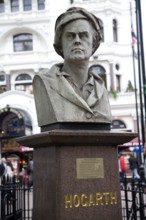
[116, 74, 121, 92]
[0, 74, 5, 93]
[23, 0, 32, 11]
[13, 34, 33, 52]
[0, 0, 4, 13]
[115, 63, 120, 71]
[111, 120, 126, 129]
[15, 84, 33, 94]
[38, 0, 45, 10]
[89, 65, 105, 75]
[16, 73, 32, 81]
[89, 65, 107, 87]
[113, 19, 118, 42]
[0, 85, 6, 93]
[11, 0, 19, 12]
[15, 73, 33, 94]
[0, 74, 5, 81]
[1, 111, 25, 136]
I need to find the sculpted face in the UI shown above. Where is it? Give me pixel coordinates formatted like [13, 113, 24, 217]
[61, 19, 94, 61]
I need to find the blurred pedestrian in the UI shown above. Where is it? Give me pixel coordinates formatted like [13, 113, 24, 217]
[119, 153, 127, 182]
[27, 157, 33, 187]
[6, 161, 14, 177]
[19, 168, 29, 185]
[1, 158, 14, 177]
[128, 154, 140, 180]
[0, 158, 6, 177]
[0, 158, 8, 177]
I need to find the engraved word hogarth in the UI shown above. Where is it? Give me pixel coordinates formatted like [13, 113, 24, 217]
[33, 7, 112, 129]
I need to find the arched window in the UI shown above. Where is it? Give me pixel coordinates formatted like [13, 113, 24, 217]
[111, 120, 126, 129]
[13, 34, 33, 52]
[38, 0, 45, 10]
[11, 0, 19, 12]
[0, 107, 32, 137]
[23, 0, 32, 11]
[15, 73, 32, 81]
[15, 74, 33, 94]
[113, 19, 118, 42]
[89, 65, 107, 88]
[98, 19, 104, 42]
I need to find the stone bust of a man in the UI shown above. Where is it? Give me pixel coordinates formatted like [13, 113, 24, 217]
[33, 7, 112, 131]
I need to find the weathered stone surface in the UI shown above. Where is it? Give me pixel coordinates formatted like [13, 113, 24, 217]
[33, 7, 112, 127]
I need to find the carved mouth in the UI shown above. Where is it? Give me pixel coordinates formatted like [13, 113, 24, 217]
[72, 48, 83, 52]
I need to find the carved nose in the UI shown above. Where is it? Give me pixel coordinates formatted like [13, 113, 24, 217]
[74, 34, 81, 43]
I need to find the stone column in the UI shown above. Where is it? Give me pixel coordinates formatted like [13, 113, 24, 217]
[17, 130, 137, 220]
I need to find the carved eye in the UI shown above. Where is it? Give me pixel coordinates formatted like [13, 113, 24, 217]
[79, 32, 89, 39]
[65, 32, 75, 40]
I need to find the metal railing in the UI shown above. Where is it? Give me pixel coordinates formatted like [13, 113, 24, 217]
[1, 175, 146, 220]
[0, 175, 33, 220]
[121, 178, 146, 220]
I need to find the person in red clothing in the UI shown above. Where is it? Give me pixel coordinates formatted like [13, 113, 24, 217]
[119, 154, 127, 182]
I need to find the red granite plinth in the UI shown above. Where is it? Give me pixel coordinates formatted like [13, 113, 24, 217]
[17, 130, 137, 220]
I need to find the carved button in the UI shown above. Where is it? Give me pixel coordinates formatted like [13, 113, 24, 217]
[94, 112, 98, 117]
[86, 113, 92, 119]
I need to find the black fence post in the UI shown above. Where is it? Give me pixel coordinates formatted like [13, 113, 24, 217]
[1, 185, 5, 218]
[12, 175, 17, 220]
[123, 177, 130, 219]
[131, 180, 137, 220]
[1, 176, 6, 218]
[138, 180, 145, 219]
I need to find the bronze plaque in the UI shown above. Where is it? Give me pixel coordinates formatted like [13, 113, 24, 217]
[76, 158, 104, 179]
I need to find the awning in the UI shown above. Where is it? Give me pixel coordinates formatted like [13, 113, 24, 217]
[118, 137, 143, 153]
[19, 146, 33, 152]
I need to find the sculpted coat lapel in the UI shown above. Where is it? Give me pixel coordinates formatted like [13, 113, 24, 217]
[33, 64, 112, 127]
[50, 73, 93, 114]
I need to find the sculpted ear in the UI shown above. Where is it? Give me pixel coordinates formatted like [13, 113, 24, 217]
[92, 32, 100, 54]
[53, 43, 64, 58]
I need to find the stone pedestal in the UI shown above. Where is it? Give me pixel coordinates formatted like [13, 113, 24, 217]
[17, 130, 136, 220]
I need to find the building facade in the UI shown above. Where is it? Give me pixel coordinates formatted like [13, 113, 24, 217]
[0, 0, 140, 143]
